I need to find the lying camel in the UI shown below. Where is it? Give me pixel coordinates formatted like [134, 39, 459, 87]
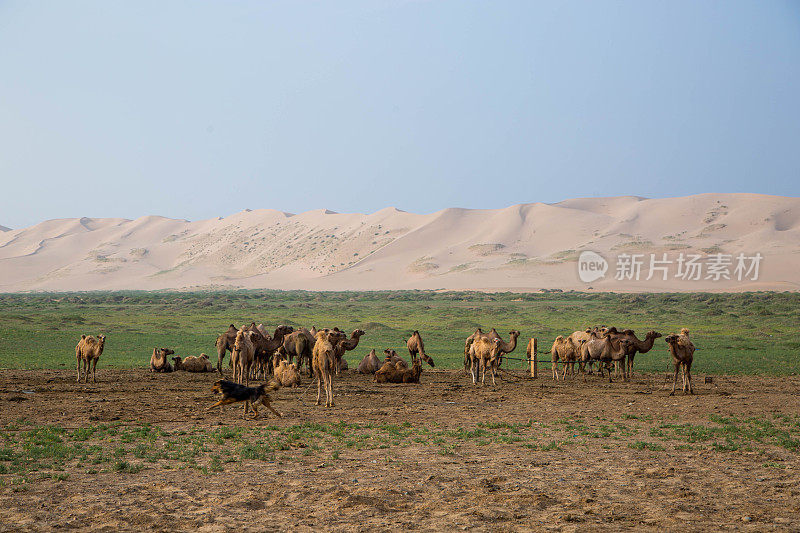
[215, 324, 238, 373]
[383, 349, 408, 369]
[150, 348, 175, 373]
[312, 330, 338, 408]
[375, 358, 423, 384]
[406, 330, 435, 367]
[666, 328, 695, 395]
[357, 349, 382, 374]
[172, 353, 213, 372]
[76, 334, 105, 383]
[274, 359, 301, 388]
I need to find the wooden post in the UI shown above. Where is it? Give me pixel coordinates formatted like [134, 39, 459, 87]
[530, 338, 537, 378]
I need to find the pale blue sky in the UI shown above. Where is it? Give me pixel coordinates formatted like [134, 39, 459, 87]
[1, 1, 798, 228]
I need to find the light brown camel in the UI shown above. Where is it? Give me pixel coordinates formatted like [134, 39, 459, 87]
[406, 330, 435, 367]
[357, 349, 382, 374]
[150, 348, 175, 373]
[173, 354, 213, 372]
[76, 334, 105, 383]
[606, 329, 663, 377]
[274, 359, 301, 388]
[312, 330, 338, 408]
[215, 324, 238, 373]
[550, 336, 578, 380]
[231, 330, 257, 385]
[666, 329, 695, 395]
[463, 328, 484, 372]
[468, 337, 503, 386]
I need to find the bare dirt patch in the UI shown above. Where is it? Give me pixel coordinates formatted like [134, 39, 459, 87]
[1, 369, 799, 531]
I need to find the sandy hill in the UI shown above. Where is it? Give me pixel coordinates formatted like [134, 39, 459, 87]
[1, 194, 798, 292]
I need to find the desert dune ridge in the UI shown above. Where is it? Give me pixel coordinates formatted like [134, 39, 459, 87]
[0, 193, 798, 292]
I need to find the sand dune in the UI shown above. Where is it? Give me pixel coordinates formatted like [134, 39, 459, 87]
[1, 193, 798, 292]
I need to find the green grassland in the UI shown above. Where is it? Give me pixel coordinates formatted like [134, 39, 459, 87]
[0, 291, 797, 374]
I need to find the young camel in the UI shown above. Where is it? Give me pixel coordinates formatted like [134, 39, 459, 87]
[406, 330, 435, 367]
[550, 336, 578, 380]
[666, 328, 695, 395]
[76, 334, 105, 383]
[150, 348, 175, 373]
[383, 349, 408, 369]
[312, 331, 338, 408]
[357, 349, 382, 374]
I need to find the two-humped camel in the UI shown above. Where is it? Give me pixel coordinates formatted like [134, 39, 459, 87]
[312, 330, 340, 408]
[76, 334, 105, 383]
[666, 328, 695, 395]
[468, 330, 520, 386]
[406, 330, 435, 367]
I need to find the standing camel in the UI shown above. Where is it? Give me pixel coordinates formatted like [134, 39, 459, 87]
[215, 324, 239, 373]
[76, 334, 105, 383]
[333, 329, 365, 374]
[313, 330, 338, 408]
[468, 337, 503, 386]
[666, 329, 695, 395]
[406, 330, 435, 367]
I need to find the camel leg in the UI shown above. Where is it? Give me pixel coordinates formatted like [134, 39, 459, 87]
[686, 362, 693, 395]
[76, 356, 81, 383]
[470, 358, 477, 385]
[669, 364, 679, 396]
[552, 358, 558, 381]
[91, 358, 98, 383]
[328, 373, 334, 408]
[315, 375, 322, 406]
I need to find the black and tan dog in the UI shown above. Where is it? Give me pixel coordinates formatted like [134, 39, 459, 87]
[209, 379, 282, 419]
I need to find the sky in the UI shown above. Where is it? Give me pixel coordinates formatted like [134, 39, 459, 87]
[0, 1, 798, 228]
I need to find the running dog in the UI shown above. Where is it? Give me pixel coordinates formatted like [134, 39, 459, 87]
[208, 379, 282, 419]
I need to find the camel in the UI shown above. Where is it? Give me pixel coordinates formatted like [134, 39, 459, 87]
[76, 334, 105, 383]
[468, 337, 503, 386]
[274, 359, 301, 388]
[375, 358, 423, 384]
[249, 325, 294, 379]
[608, 329, 663, 377]
[579, 332, 632, 382]
[550, 336, 578, 380]
[312, 330, 338, 408]
[215, 324, 238, 373]
[172, 354, 213, 372]
[333, 329, 365, 374]
[231, 330, 258, 385]
[383, 349, 408, 369]
[279, 328, 316, 376]
[357, 349, 382, 374]
[666, 329, 695, 395]
[406, 330, 435, 367]
[149, 348, 175, 373]
[463, 328, 484, 372]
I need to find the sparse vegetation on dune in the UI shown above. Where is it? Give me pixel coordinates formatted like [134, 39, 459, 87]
[0, 291, 797, 375]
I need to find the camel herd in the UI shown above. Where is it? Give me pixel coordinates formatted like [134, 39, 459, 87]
[74, 321, 697, 413]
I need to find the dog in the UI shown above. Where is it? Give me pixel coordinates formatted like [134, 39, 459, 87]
[208, 379, 282, 419]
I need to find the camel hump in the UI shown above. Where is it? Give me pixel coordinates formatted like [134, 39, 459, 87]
[81, 334, 86, 340]
[555, 335, 563, 342]
[680, 328, 690, 336]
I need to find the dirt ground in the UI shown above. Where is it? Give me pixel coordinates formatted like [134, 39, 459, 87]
[1, 366, 799, 532]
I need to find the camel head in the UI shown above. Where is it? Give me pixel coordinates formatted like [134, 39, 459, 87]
[199, 353, 208, 360]
[162, 348, 175, 356]
[646, 331, 663, 340]
[171, 356, 182, 365]
[352, 329, 366, 338]
[664, 334, 679, 346]
[585, 328, 592, 334]
[274, 325, 294, 338]
[97, 335, 106, 347]
[383, 348, 397, 361]
[421, 352, 435, 368]
[509, 330, 520, 339]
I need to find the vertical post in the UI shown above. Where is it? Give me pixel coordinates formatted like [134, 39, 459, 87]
[530, 338, 537, 378]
